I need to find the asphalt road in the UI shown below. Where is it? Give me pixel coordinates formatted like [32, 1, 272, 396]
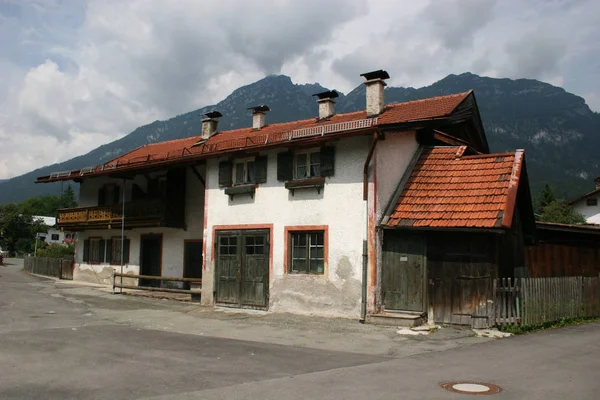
[1, 259, 599, 399]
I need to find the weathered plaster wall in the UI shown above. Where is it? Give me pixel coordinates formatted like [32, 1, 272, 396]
[572, 197, 600, 225]
[73, 166, 205, 285]
[202, 136, 370, 318]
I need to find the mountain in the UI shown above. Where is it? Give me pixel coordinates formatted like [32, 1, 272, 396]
[1, 73, 599, 204]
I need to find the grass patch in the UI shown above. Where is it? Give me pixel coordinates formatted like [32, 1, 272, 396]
[499, 317, 600, 334]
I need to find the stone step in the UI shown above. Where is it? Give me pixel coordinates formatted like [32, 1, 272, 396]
[366, 311, 426, 327]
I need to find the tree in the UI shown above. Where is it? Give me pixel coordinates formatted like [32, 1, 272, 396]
[535, 185, 586, 225]
[60, 185, 77, 209]
[0, 203, 47, 254]
[536, 184, 556, 215]
[539, 201, 587, 225]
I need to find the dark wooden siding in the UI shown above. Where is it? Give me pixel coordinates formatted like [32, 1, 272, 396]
[425, 231, 498, 327]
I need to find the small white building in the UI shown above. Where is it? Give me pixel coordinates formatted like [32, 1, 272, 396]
[568, 178, 600, 225]
[33, 216, 76, 245]
[35, 69, 533, 324]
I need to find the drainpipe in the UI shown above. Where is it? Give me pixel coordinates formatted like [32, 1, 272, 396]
[361, 131, 380, 322]
[120, 179, 126, 294]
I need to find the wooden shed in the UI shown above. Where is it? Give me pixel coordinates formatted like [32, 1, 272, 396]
[379, 146, 535, 328]
[525, 222, 600, 277]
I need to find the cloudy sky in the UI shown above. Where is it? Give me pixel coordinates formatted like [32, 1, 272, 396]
[1, 0, 599, 179]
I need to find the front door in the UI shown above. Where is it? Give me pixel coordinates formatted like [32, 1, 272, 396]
[140, 234, 162, 287]
[382, 231, 425, 312]
[183, 240, 203, 289]
[216, 230, 269, 309]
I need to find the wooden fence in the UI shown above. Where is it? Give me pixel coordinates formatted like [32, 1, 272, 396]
[24, 256, 74, 280]
[495, 276, 600, 327]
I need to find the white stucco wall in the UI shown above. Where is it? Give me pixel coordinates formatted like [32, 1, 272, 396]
[73, 166, 205, 285]
[572, 195, 600, 225]
[202, 136, 371, 318]
[375, 131, 418, 221]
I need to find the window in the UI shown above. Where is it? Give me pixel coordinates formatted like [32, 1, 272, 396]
[108, 237, 131, 265]
[234, 158, 256, 185]
[219, 156, 268, 187]
[289, 231, 325, 274]
[51, 234, 60, 241]
[98, 184, 121, 206]
[88, 238, 104, 263]
[294, 151, 320, 179]
[277, 147, 335, 182]
[587, 198, 598, 206]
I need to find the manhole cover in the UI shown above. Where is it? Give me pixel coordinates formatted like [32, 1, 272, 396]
[440, 381, 502, 395]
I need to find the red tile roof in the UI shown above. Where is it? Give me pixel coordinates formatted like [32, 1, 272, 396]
[385, 146, 525, 229]
[37, 91, 471, 182]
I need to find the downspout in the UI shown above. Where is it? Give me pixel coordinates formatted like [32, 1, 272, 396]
[361, 131, 380, 322]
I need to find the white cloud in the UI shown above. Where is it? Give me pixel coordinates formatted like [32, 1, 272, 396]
[0, 0, 599, 179]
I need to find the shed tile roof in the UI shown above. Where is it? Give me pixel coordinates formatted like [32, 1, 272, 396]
[385, 146, 524, 229]
[36, 91, 472, 183]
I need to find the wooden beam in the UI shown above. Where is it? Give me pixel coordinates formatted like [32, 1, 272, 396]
[190, 165, 205, 187]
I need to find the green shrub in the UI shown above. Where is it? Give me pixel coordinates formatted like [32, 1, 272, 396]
[37, 243, 75, 259]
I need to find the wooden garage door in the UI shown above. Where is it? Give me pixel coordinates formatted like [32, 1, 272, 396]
[216, 230, 269, 309]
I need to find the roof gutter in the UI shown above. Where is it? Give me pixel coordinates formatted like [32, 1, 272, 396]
[361, 131, 380, 322]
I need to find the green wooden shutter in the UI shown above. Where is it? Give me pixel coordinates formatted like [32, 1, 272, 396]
[99, 240, 106, 263]
[123, 239, 130, 264]
[82, 239, 90, 262]
[277, 152, 293, 181]
[106, 239, 113, 264]
[98, 187, 106, 206]
[320, 146, 335, 177]
[218, 161, 233, 187]
[254, 155, 268, 183]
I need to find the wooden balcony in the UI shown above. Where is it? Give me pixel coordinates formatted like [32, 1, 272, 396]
[57, 200, 183, 231]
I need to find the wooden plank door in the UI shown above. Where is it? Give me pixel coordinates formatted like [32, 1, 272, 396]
[382, 231, 425, 312]
[216, 230, 270, 309]
[183, 240, 203, 289]
[240, 232, 269, 308]
[139, 234, 162, 287]
[216, 233, 240, 305]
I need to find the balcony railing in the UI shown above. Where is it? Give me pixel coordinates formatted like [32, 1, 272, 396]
[57, 200, 170, 229]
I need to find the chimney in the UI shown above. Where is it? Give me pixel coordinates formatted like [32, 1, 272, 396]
[312, 90, 339, 119]
[247, 105, 270, 130]
[360, 69, 390, 117]
[201, 111, 222, 139]
[595, 177, 600, 190]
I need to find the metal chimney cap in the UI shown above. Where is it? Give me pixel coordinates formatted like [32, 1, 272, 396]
[247, 105, 271, 113]
[203, 111, 223, 119]
[360, 70, 390, 81]
[312, 90, 339, 100]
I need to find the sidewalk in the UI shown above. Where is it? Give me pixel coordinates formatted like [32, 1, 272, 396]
[31, 269, 494, 358]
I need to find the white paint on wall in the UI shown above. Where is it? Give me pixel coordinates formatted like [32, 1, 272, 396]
[572, 195, 600, 225]
[202, 136, 370, 318]
[375, 131, 418, 222]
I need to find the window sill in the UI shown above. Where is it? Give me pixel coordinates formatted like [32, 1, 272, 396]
[284, 177, 325, 195]
[224, 184, 256, 200]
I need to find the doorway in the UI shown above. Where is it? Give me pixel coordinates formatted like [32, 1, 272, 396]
[183, 240, 203, 289]
[139, 234, 162, 287]
[382, 231, 426, 312]
[215, 229, 270, 309]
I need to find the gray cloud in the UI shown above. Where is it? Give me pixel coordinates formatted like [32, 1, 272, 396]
[503, 29, 567, 79]
[424, 0, 497, 51]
